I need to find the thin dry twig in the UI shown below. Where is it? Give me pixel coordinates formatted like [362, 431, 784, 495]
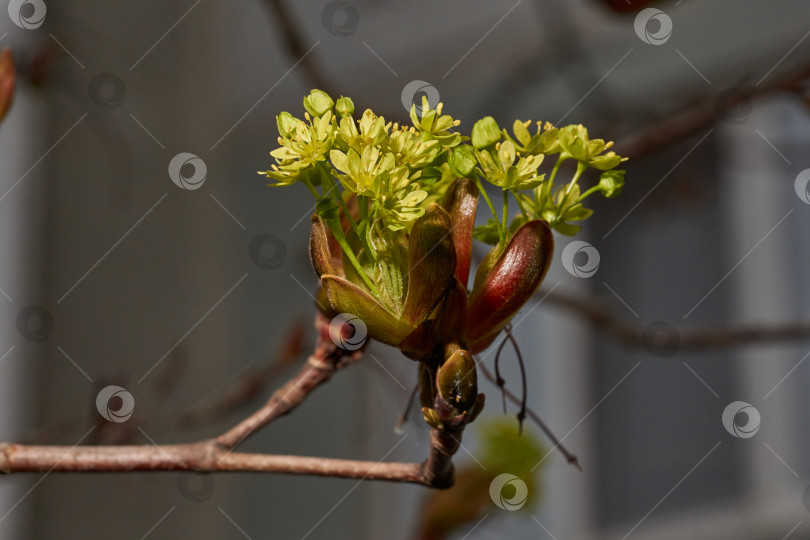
[478, 362, 582, 471]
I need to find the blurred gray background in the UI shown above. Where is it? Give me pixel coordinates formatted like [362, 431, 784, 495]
[1, 0, 810, 538]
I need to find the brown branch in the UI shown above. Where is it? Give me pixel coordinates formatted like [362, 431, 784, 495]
[0, 440, 423, 483]
[615, 59, 810, 158]
[421, 428, 463, 490]
[0, 313, 454, 488]
[543, 288, 810, 350]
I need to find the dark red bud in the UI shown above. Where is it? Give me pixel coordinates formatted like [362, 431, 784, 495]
[465, 220, 553, 348]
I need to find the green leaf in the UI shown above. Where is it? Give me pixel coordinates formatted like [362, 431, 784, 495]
[471, 116, 501, 149]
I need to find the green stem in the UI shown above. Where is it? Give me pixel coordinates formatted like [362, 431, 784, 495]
[514, 190, 530, 221]
[553, 162, 588, 224]
[573, 185, 601, 206]
[327, 218, 380, 297]
[536, 155, 565, 214]
[562, 162, 588, 200]
[302, 178, 319, 199]
[324, 173, 360, 240]
[500, 189, 509, 246]
[472, 176, 503, 237]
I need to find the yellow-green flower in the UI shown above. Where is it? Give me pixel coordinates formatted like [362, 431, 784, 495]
[475, 140, 545, 191]
[558, 124, 626, 170]
[410, 96, 462, 148]
[261, 111, 335, 185]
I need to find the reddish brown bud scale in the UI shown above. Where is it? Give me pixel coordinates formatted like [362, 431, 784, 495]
[309, 215, 337, 278]
[401, 204, 456, 327]
[442, 179, 479, 288]
[465, 220, 554, 348]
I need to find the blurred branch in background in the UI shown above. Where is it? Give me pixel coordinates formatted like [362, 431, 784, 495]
[178, 319, 306, 428]
[263, 0, 340, 97]
[614, 58, 810, 158]
[543, 287, 810, 351]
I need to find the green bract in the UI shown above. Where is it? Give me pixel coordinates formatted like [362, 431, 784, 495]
[259, 89, 627, 315]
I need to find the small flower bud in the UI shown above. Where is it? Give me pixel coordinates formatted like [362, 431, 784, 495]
[335, 96, 354, 118]
[303, 89, 334, 117]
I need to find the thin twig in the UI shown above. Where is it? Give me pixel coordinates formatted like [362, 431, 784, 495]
[215, 313, 362, 449]
[478, 362, 582, 471]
